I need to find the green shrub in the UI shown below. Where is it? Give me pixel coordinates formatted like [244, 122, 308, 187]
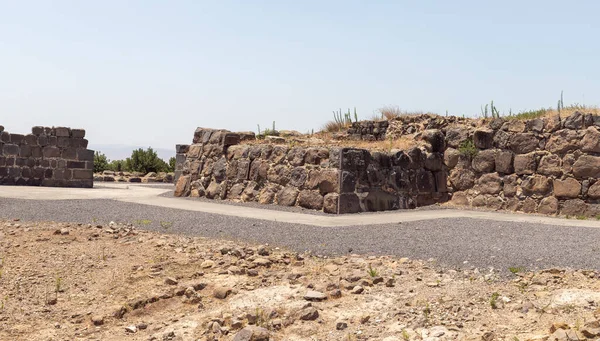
[107, 160, 128, 172]
[168, 157, 176, 172]
[93, 151, 109, 173]
[125, 147, 170, 174]
[458, 139, 478, 159]
[511, 108, 547, 120]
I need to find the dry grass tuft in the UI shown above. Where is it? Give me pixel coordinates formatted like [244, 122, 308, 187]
[374, 106, 437, 121]
[321, 120, 350, 133]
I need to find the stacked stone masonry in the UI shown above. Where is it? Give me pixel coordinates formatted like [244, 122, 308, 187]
[445, 111, 600, 217]
[175, 111, 600, 216]
[174, 127, 447, 214]
[0, 125, 93, 188]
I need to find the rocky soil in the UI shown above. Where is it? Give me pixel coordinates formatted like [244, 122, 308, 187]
[1, 219, 600, 341]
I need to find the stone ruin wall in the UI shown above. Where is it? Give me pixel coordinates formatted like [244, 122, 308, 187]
[173, 111, 600, 216]
[445, 111, 600, 217]
[173, 128, 447, 214]
[0, 125, 93, 188]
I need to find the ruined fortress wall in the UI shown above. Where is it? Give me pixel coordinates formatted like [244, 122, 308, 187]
[0, 125, 93, 188]
[444, 112, 600, 217]
[173, 128, 447, 214]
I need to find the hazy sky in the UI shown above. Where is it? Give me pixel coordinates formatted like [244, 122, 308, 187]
[1, 0, 599, 152]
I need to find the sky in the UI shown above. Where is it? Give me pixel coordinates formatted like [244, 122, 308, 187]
[1, 1, 600, 159]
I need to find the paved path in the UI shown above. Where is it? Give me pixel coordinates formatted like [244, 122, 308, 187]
[1, 183, 599, 228]
[1, 183, 599, 273]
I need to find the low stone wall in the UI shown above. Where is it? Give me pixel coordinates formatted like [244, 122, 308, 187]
[0, 125, 93, 187]
[94, 171, 174, 183]
[173, 128, 447, 213]
[346, 121, 389, 141]
[445, 112, 600, 217]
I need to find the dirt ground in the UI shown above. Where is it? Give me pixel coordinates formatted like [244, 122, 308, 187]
[1, 219, 599, 341]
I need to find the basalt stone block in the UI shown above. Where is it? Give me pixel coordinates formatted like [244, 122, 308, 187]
[416, 169, 435, 194]
[0, 125, 4, 132]
[521, 174, 551, 196]
[473, 128, 494, 149]
[47, 136, 57, 146]
[222, 133, 240, 147]
[323, 193, 339, 214]
[66, 161, 86, 169]
[42, 146, 61, 158]
[305, 148, 329, 165]
[545, 129, 580, 154]
[70, 138, 88, 149]
[237, 159, 251, 180]
[289, 167, 308, 187]
[72, 169, 93, 180]
[249, 159, 269, 182]
[509, 133, 538, 154]
[364, 190, 400, 211]
[0, 132, 10, 143]
[422, 129, 446, 152]
[55, 127, 71, 137]
[338, 193, 361, 213]
[537, 154, 562, 177]
[563, 111, 585, 130]
[57, 137, 70, 148]
[176, 144, 190, 154]
[20, 146, 32, 158]
[61, 148, 77, 160]
[553, 178, 581, 198]
[495, 150, 514, 174]
[472, 149, 496, 173]
[276, 186, 299, 206]
[297, 190, 324, 210]
[71, 129, 85, 138]
[31, 126, 44, 136]
[390, 150, 411, 168]
[573, 155, 600, 178]
[10, 134, 24, 144]
[8, 167, 21, 177]
[24, 134, 38, 146]
[514, 152, 537, 175]
[77, 149, 94, 161]
[3, 144, 19, 156]
[407, 147, 425, 169]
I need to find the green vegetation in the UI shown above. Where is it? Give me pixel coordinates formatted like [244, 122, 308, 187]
[257, 121, 279, 139]
[94, 148, 173, 174]
[481, 100, 500, 119]
[93, 151, 109, 173]
[511, 108, 547, 120]
[125, 147, 171, 174]
[323, 108, 358, 132]
[458, 139, 478, 159]
[576, 215, 588, 220]
[367, 264, 378, 278]
[489, 292, 500, 309]
[508, 266, 525, 275]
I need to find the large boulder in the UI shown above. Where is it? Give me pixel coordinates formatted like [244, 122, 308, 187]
[289, 167, 308, 187]
[521, 175, 551, 196]
[267, 165, 291, 186]
[537, 154, 562, 177]
[509, 133, 538, 154]
[587, 181, 600, 199]
[258, 184, 280, 204]
[563, 111, 585, 129]
[560, 199, 587, 216]
[473, 128, 494, 149]
[323, 193, 339, 214]
[545, 129, 580, 154]
[513, 152, 537, 175]
[445, 127, 470, 148]
[581, 126, 600, 153]
[553, 178, 581, 198]
[449, 168, 475, 191]
[476, 172, 502, 195]
[573, 155, 600, 178]
[495, 150, 514, 174]
[232, 326, 271, 341]
[444, 148, 460, 169]
[472, 149, 496, 173]
[297, 190, 324, 210]
[424, 153, 443, 171]
[307, 169, 339, 194]
[276, 187, 299, 206]
[422, 129, 446, 152]
[174, 175, 191, 197]
[538, 196, 559, 215]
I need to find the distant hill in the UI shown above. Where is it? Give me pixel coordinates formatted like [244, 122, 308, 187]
[89, 144, 175, 162]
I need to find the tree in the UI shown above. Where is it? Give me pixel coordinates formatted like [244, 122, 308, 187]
[168, 157, 176, 172]
[94, 151, 109, 173]
[107, 159, 128, 172]
[125, 147, 170, 174]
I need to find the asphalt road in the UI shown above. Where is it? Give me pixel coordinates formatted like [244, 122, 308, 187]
[1, 195, 599, 273]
